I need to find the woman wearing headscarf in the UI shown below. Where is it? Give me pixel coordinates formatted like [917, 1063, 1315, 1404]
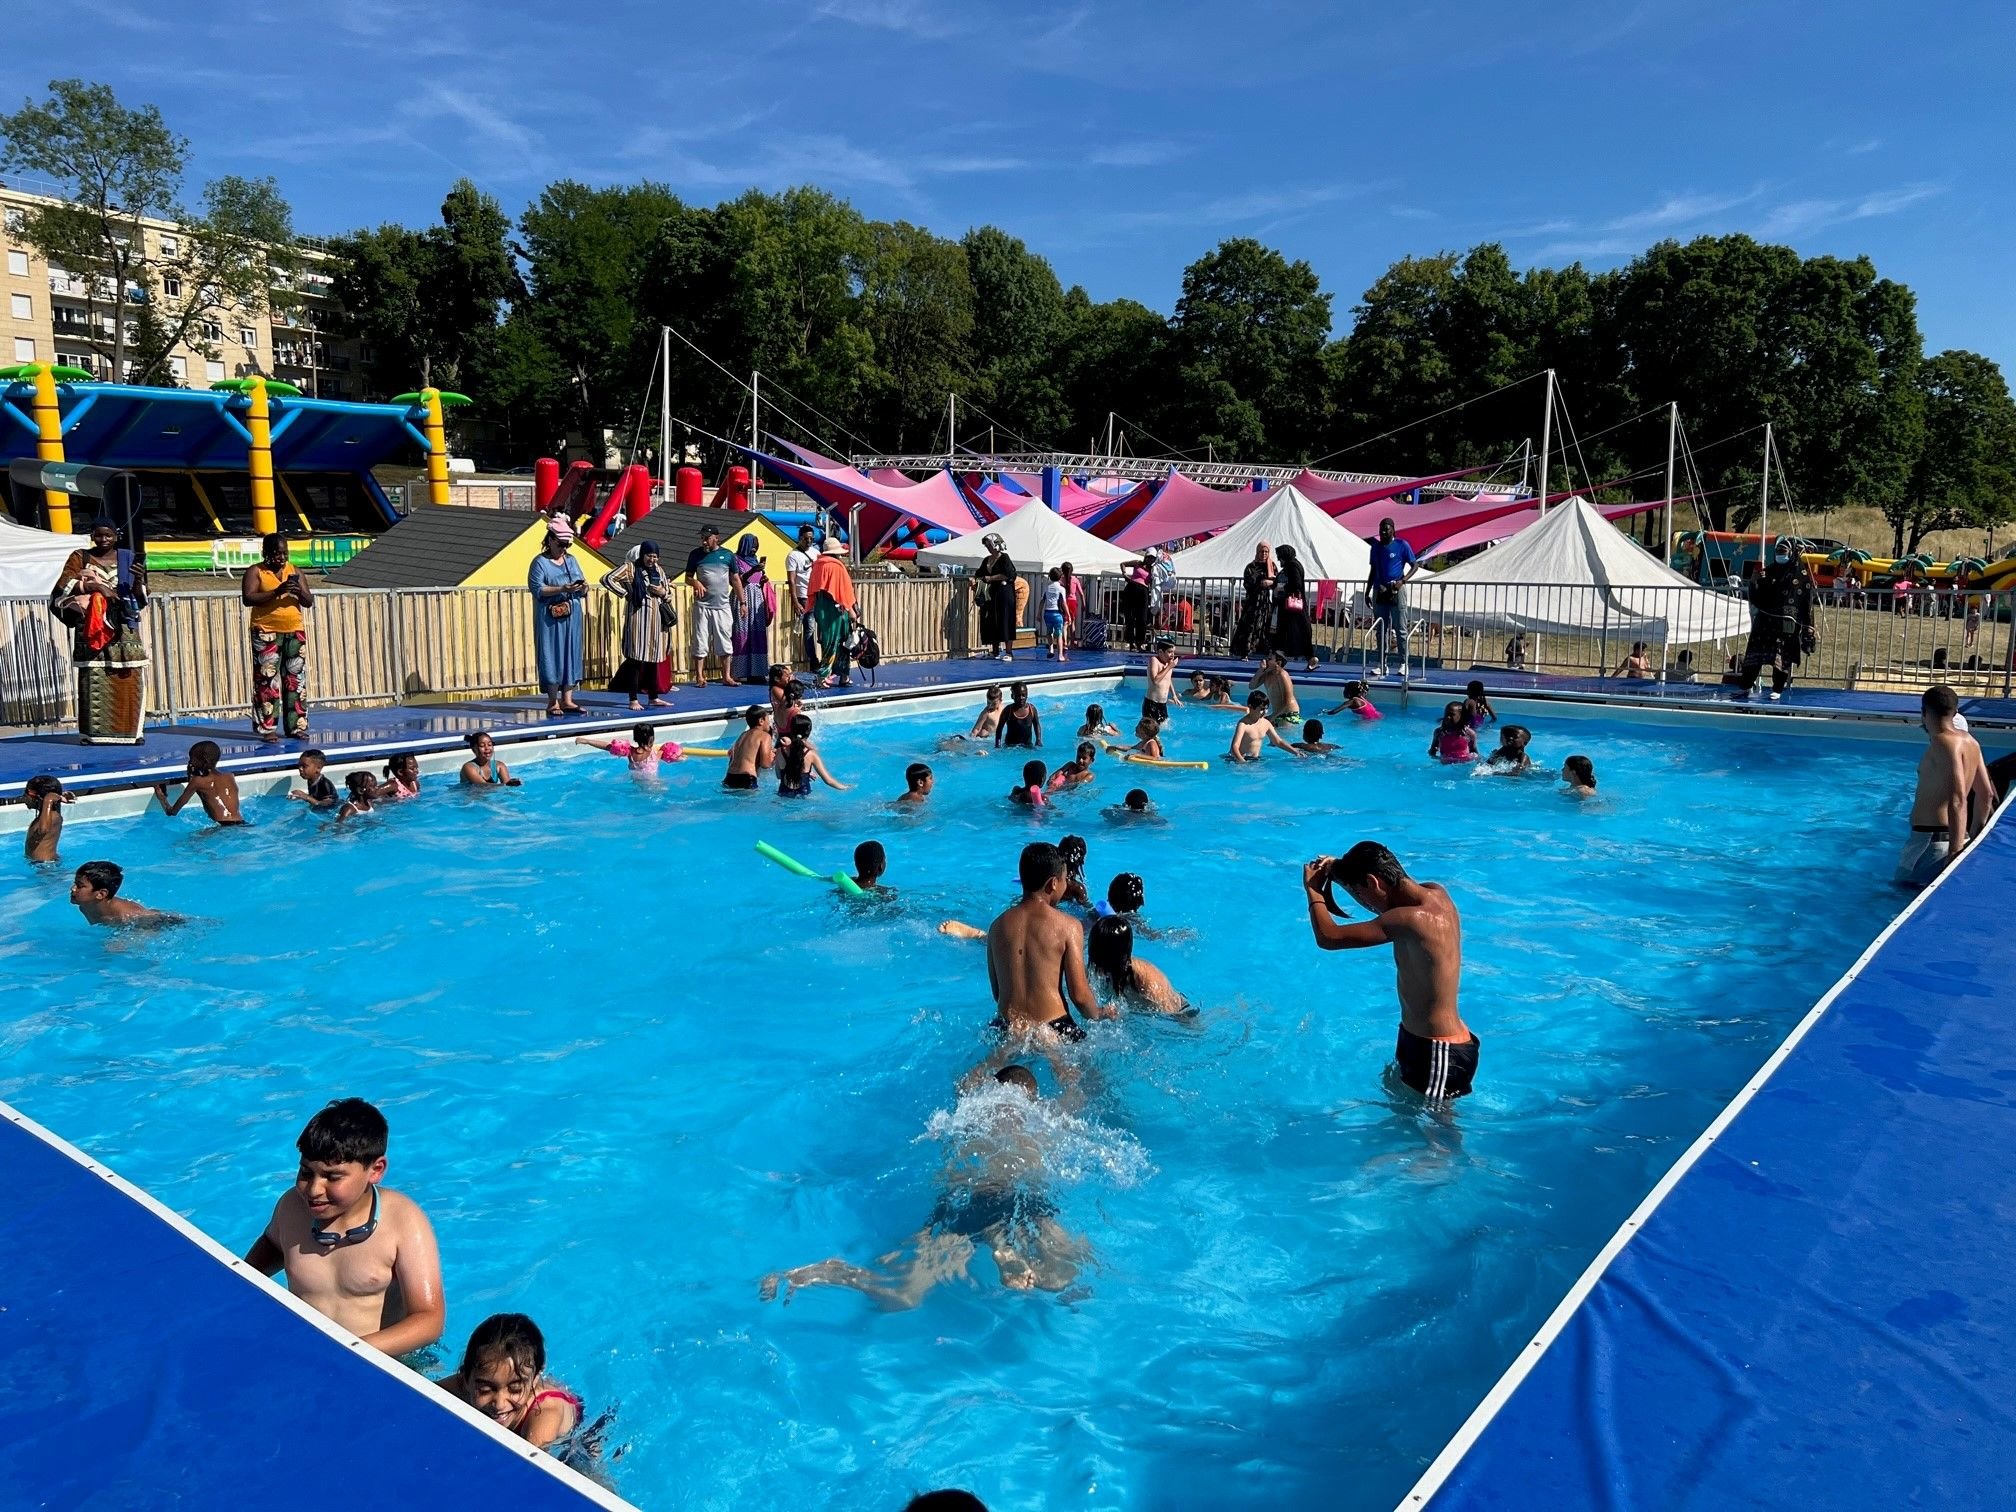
[807, 536, 858, 688]
[1120, 553, 1154, 650]
[48, 518, 149, 744]
[730, 534, 776, 682]
[976, 533, 1019, 660]
[1230, 541, 1275, 659]
[1272, 543, 1314, 672]
[600, 539, 674, 710]
[528, 524, 589, 716]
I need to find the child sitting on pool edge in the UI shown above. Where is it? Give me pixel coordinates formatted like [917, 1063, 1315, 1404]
[577, 724, 683, 770]
[243, 1096, 444, 1359]
[438, 1313, 587, 1457]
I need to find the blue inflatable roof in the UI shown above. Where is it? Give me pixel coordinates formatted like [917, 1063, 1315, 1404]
[0, 380, 422, 474]
[1419, 809, 2016, 1511]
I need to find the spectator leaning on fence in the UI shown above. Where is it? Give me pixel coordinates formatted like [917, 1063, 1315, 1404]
[242, 532, 314, 742]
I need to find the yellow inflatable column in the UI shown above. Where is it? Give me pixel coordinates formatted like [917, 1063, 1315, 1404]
[245, 376, 277, 537]
[30, 363, 71, 533]
[393, 387, 472, 508]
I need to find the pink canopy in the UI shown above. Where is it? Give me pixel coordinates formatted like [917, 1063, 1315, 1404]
[751, 449, 985, 548]
[1101, 471, 1258, 549]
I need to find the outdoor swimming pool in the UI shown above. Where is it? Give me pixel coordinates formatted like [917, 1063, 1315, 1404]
[1, 684, 1915, 1510]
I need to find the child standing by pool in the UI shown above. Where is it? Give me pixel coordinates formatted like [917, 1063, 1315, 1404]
[776, 713, 846, 796]
[1429, 703, 1479, 764]
[154, 740, 244, 825]
[289, 749, 340, 810]
[1041, 568, 1069, 661]
[577, 724, 683, 770]
[439, 1314, 583, 1454]
[725, 705, 774, 791]
[459, 733, 520, 788]
[23, 775, 71, 862]
[242, 1097, 444, 1358]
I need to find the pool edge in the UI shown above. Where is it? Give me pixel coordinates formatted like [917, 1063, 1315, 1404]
[1390, 787, 2011, 1511]
[0, 1098, 640, 1512]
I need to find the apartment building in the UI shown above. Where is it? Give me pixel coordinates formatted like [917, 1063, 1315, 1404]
[0, 178, 364, 398]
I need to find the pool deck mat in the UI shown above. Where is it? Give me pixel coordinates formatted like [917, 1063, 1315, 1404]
[4, 651, 2010, 798]
[0, 1103, 630, 1511]
[1411, 801, 2016, 1511]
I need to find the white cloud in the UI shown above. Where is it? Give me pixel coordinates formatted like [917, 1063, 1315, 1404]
[414, 86, 542, 157]
[1601, 188, 1762, 233]
[1758, 182, 1944, 236]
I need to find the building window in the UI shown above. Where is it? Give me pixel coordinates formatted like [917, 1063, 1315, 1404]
[240, 326, 257, 348]
[160, 235, 178, 256]
[168, 355, 186, 381]
[3, 209, 23, 232]
[13, 336, 34, 361]
[206, 359, 225, 381]
[6, 250, 26, 277]
[57, 352, 92, 377]
[8, 292, 28, 320]
[162, 274, 182, 298]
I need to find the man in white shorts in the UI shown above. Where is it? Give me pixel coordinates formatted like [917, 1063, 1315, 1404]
[685, 525, 744, 688]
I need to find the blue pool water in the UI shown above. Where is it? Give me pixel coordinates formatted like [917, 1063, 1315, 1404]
[1, 686, 1914, 1510]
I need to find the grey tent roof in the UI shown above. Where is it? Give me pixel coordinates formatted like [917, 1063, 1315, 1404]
[602, 506, 778, 570]
[328, 506, 605, 588]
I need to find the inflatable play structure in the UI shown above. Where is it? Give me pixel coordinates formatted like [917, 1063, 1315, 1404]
[0, 365, 470, 572]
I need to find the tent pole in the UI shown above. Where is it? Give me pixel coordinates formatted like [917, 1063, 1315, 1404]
[659, 326, 672, 504]
[1663, 402, 1677, 560]
[1106, 411, 1114, 459]
[949, 392, 957, 457]
[750, 371, 760, 488]
[1536, 371, 1555, 515]
[1759, 423, 1772, 564]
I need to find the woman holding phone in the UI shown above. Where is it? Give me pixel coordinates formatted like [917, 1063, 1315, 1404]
[241, 532, 314, 741]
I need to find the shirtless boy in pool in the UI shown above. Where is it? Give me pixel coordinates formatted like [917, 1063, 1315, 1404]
[986, 842, 1113, 1045]
[1302, 840, 1476, 1100]
[244, 1097, 444, 1358]
[1895, 683, 1997, 887]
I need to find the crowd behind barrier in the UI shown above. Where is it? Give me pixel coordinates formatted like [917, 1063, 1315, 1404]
[3, 572, 2011, 732]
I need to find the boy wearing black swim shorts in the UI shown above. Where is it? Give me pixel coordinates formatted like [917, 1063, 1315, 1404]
[1301, 841, 1477, 1101]
[724, 705, 773, 791]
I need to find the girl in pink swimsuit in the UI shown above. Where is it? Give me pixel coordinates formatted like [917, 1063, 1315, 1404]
[1428, 701, 1479, 764]
[439, 1313, 583, 1450]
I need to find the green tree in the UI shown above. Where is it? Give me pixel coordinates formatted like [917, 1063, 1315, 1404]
[962, 226, 1069, 445]
[852, 219, 973, 452]
[1166, 238, 1333, 459]
[1882, 350, 2016, 553]
[518, 180, 685, 459]
[1050, 290, 1168, 454]
[0, 79, 296, 385]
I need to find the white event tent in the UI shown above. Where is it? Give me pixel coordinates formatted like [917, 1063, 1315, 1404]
[915, 500, 1138, 575]
[0, 514, 91, 598]
[1422, 495, 1750, 641]
[1168, 484, 1374, 583]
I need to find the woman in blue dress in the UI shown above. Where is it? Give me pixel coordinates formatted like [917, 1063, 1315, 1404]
[730, 534, 775, 682]
[527, 528, 589, 715]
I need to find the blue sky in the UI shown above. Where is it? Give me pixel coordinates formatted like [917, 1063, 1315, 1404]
[8, 0, 2012, 372]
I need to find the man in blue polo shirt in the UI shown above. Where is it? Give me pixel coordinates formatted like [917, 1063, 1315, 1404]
[1366, 517, 1419, 679]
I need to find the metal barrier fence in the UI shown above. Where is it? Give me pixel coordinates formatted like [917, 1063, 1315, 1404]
[1083, 576, 2016, 698]
[0, 574, 977, 732]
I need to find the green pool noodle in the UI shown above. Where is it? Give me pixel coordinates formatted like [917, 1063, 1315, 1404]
[756, 840, 866, 897]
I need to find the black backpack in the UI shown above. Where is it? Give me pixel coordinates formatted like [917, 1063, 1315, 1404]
[853, 622, 882, 682]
